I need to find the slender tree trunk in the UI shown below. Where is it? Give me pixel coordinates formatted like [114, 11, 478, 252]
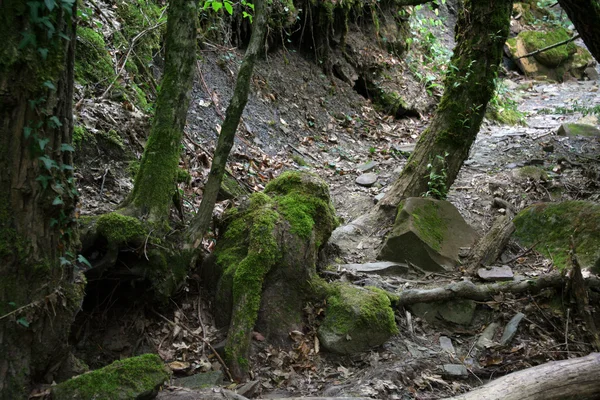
[378, 0, 512, 210]
[187, 0, 268, 246]
[123, 0, 198, 224]
[0, 2, 84, 398]
[558, 0, 600, 63]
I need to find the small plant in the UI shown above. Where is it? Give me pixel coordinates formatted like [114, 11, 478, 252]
[423, 152, 449, 200]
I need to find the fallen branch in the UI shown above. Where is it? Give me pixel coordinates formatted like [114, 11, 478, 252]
[517, 34, 580, 59]
[444, 353, 600, 400]
[464, 213, 515, 275]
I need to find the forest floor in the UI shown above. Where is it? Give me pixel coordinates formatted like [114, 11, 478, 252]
[70, 13, 600, 400]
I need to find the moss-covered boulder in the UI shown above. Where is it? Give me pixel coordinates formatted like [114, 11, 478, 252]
[378, 197, 478, 272]
[75, 27, 116, 87]
[513, 201, 600, 270]
[52, 354, 170, 400]
[212, 171, 337, 379]
[521, 27, 576, 68]
[557, 123, 600, 138]
[318, 284, 398, 354]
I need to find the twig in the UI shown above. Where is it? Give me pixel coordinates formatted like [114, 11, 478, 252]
[0, 288, 62, 321]
[517, 35, 580, 59]
[151, 309, 233, 382]
[99, 167, 109, 196]
[505, 240, 540, 264]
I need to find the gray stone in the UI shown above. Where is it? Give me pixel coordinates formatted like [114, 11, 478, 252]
[477, 265, 514, 281]
[585, 67, 599, 81]
[410, 299, 476, 326]
[374, 193, 385, 204]
[476, 322, 500, 350]
[378, 197, 478, 272]
[500, 313, 525, 346]
[442, 364, 468, 379]
[393, 144, 415, 156]
[174, 371, 224, 389]
[357, 160, 378, 173]
[557, 123, 600, 138]
[355, 173, 378, 187]
[341, 261, 409, 276]
[439, 336, 455, 355]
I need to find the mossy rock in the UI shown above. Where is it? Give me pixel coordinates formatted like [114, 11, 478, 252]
[557, 123, 600, 138]
[318, 284, 398, 354]
[513, 201, 600, 271]
[520, 27, 576, 68]
[52, 354, 170, 400]
[513, 166, 548, 182]
[378, 197, 478, 272]
[74, 27, 116, 87]
[97, 212, 146, 245]
[218, 174, 248, 200]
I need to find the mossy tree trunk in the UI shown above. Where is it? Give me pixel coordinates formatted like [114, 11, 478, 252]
[0, 2, 84, 398]
[123, 0, 198, 224]
[378, 0, 512, 210]
[187, 0, 268, 245]
[558, 0, 600, 62]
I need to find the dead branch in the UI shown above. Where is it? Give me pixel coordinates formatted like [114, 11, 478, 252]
[517, 34, 580, 60]
[464, 213, 515, 275]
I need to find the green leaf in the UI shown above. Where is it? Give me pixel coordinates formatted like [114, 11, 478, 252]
[38, 138, 50, 150]
[36, 175, 52, 189]
[45, 0, 56, 11]
[77, 254, 92, 268]
[61, 164, 74, 171]
[60, 143, 75, 152]
[52, 196, 64, 205]
[39, 156, 57, 170]
[38, 48, 49, 60]
[43, 81, 56, 90]
[17, 318, 30, 328]
[19, 32, 37, 49]
[224, 1, 233, 15]
[50, 218, 58, 227]
[8, 302, 16, 308]
[212, 1, 223, 12]
[24, 126, 33, 139]
[49, 116, 62, 127]
[59, 256, 71, 266]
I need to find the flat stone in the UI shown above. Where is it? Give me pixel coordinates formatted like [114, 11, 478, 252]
[374, 193, 385, 204]
[557, 123, 600, 138]
[442, 364, 468, 379]
[500, 313, 525, 346]
[476, 322, 500, 350]
[355, 173, 378, 187]
[357, 160, 378, 173]
[585, 67, 599, 81]
[439, 336, 455, 355]
[393, 144, 415, 156]
[174, 371, 224, 389]
[477, 265, 514, 282]
[410, 299, 476, 326]
[341, 261, 409, 276]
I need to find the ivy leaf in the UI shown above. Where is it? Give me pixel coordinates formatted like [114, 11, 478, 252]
[43, 81, 56, 91]
[8, 302, 16, 308]
[52, 196, 64, 205]
[212, 1, 223, 12]
[38, 47, 49, 60]
[38, 138, 50, 150]
[77, 254, 92, 269]
[48, 116, 62, 128]
[59, 256, 71, 266]
[39, 156, 57, 170]
[17, 318, 30, 328]
[60, 143, 75, 152]
[36, 175, 52, 189]
[19, 32, 37, 49]
[45, 0, 56, 11]
[224, 0, 233, 15]
[24, 126, 32, 139]
[61, 164, 74, 171]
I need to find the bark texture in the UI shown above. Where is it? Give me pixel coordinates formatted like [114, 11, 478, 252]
[0, 2, 84, 398]
[124, 0, 198, 224]
[445, 353, 600, 400]
[187, 0, 268, 245]
[379, 0, 512, 209]
[558, 0, 600, 62]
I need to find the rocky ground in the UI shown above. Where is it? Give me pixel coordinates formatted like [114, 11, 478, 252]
[68, 3, 600, 399]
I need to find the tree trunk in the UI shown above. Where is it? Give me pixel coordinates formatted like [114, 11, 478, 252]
[378, 0, 512, 210]
[123, 0, 198, 224]
[187, 0, 268, 246]
[445, 353, 600, 400]
[0, 2, 84, 398]
[558, 0, 600, 62]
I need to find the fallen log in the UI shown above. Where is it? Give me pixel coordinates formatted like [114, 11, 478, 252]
[445, 353, 600, 400]
[393, 272, 600, 307]
[464, 213, 515, 275]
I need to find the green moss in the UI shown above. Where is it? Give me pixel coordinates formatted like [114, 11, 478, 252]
[514, 201, 600, 270]
[97, 212, 146, 244]
[516, 166, 548, 181]
[292, 154, 308, 166]
[74, 27, 116, 86]
[409, 202, 446, 252]
[176, 168, 191, 184]
[101, 129, 125, 149]
[128, 160, 141, 178]
[52, 354, 169, 400]
[520, 26, 576, 68]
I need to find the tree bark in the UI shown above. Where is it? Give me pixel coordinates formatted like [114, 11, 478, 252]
[379, 0, 513, 210]
[0, 2, 84, 398]
[187, 0, 268, 246]
[445, 353, 600, 400]
[123, 0, 198, 224]
[558, 0, 600, 62]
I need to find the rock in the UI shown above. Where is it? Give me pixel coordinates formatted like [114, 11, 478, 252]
[578, 114, 599, 126]
[513, 201, 600, 270]
[357, 160, 378, 173]
[355, 173, 378, 187]
[378, 197, 478, 272]
[340, 261, 409, 276]
[374, 193, 385, 204]
[442, 364, 468, 379]
[52, 354, 170, 400]
[477, 265, 514, 281]
[218, 174, 249, 200]
[585, 66, 599, 81]
[409, 299, 476, 326]
[512, 166, 547, 182]
[439, 336, 456, 355]
[557, 123, 600, 138]
[500, 312, 525, 346]
[393, 144, 416, 156]
[318, 284, 398, 354]
[157, 388, 247, 400]
[476, 322, 500, 350]
[174, 371, 224, 389]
